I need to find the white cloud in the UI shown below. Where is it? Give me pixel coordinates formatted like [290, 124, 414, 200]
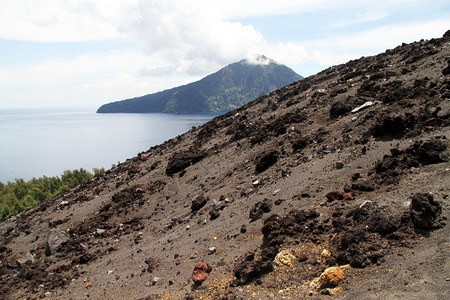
[258, 18, 450, 76]
[0, 0, 137, 42]
[306, 19, 450, 56]
[264, 42, 309, 66]
[119, 1, 265, 75]
[1, 0, 445, 43]
[0, 48, 198, 108]
[1, 0, 449, 108]
[0, 0, 326, 43]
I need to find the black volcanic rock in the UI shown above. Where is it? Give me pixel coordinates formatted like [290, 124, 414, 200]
[97, 56, 303, 114]
[1, 32, 450, 300]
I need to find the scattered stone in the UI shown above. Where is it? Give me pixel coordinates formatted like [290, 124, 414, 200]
[208, 247, 216, 255]
[371, 113, 417, 138]
[274, 250, 296, 267]
[274, 199, 284, 205]
[325, 191, 352, 201]
[351, 101, 377, 113]
[152, 276, 161, 285]
[436, 100, 450, 118]
[262, 209, 320, 248]
[414, 139, 448, 165]
[309, 277, 321, 289]
[192, 262, 209, 284]
[240, 225, 247, 234]
[291, 137, 309, 152]
[242, 188, 255, 196]
[16, 252, 35, 266]
[166, 148, 207, 175]
[249, 198, 273, 222]
[244, 251, 255, 261]
[191, 194, 208, 212]
[145, 257, 158, 273]
[326, 190, 344, 201]
[336, 161, 344, 169]
[352, 181, 375, 192]
[58, 201, 69, 208]
[359, 200, 373, 208]
[330, 101, 352, 118]
[343, 193, 353, 200]
[321, 249, 332, 259]
[325, 287, 344, 295]
[255, 150, 279, 174]
[410, 193, 442, 229]
[351, 173, 361, 181]
[442, 59, 450, 75]
[45, 228, 69, 256]
[209, 206, 220, 220]
[352, 201, 399, 235]
[319, 266, 346, 287]
[232, 259, 273, 285]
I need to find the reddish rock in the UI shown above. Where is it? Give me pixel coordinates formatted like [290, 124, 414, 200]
[326, 190, 345, 202]
[343, 193, 353, 200]
[326, 191, 353, 201]
[192, 262, 208, 284]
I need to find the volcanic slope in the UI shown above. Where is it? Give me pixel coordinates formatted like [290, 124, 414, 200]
[1, 32, 450, 300]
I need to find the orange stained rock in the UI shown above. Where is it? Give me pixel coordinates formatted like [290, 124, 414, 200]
[319, 266, 345, 287]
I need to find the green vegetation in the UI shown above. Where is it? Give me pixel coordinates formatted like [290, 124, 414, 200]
[0, 168, 105, 220]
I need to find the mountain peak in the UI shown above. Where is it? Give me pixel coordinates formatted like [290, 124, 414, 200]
[97, 58, 302, 114]
[242, 54, 274, 66]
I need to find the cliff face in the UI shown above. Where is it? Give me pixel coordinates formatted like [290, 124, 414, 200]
[97, 57, 303, 114]
[1, 32, 449, 299]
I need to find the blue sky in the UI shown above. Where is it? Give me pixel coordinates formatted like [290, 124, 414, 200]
[0, 0, 449, 109]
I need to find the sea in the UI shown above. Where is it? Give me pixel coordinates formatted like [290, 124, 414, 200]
[0, 108, 219, 183]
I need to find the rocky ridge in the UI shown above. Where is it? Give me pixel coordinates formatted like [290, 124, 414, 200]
[1, 31, 449, 299]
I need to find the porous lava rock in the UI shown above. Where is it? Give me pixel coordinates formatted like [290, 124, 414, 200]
[330, 101, 352, 118]
[255, 150, 279, 174]
[319, 266, 346, 287]
[249, 198, 273, 222]
[232, 258, 273, 286]
[192, 262, 209, 284]
[166, 147, 207, 175]
[409, 193, 442, 229]
[191, 194, 208, 212]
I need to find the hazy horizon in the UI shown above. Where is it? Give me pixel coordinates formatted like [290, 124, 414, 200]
[0, 109, 217, 183]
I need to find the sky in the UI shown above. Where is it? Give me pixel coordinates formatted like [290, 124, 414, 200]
[0, 0, 449, 110]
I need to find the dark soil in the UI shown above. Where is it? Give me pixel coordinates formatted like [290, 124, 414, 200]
[0, 31, 449, 300]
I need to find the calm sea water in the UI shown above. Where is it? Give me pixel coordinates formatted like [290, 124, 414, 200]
[0, 109, 217, 183]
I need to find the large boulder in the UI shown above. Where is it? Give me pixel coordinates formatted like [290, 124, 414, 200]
[45, 228, 69, 256]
